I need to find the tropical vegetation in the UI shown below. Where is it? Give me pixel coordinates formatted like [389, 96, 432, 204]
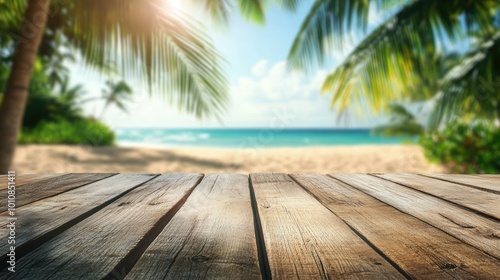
[0, 56, 116, 145]
[288, 0, 500, 173]
[420, 121, 500, 173]
[372, 103, 424, 137]
[0, 0, 299, 172]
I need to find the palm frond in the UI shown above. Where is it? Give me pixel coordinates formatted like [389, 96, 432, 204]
[236, 0, 267, 23]
[373, 103, 424, 136]
[185, 0, 234, 26]
[430, 31, 500, 127]
[48, 0, 229, 118]
[185, 0, 302, 27]
[295, 0, 500, 116]
[288, 0, 405, 72]
[272, 0, 302, 11]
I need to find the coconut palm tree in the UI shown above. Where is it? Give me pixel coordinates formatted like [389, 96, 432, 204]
[372, 103, 424, 136]
[288, 0, 500, 125]
[100, 80, 133, 117]
[0, 0, 300, 172]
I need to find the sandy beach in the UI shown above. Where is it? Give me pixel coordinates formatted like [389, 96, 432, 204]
[12, 144, 446, 174]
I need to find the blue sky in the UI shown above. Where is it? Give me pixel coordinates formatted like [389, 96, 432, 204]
[72, 2, 390, 129]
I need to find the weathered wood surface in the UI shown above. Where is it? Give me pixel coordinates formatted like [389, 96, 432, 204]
[0, 174, 156, 266]
[251, 173, 403, 279]
[332, 174, 500, 259]
[376, 174, 500, 220]
[0, 173, 115, 212]
[292, 174, 499, 279]
[424, 174, 500, 194]
[0, 174, 63, 190]
[3, 173, 203, 279]
[0, 173, 498, 279]
[127, 174, 261, 280]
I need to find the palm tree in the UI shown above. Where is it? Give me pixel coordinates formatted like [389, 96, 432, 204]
[373, 103, 424, 136]
[288, 1, 500, 125]
[56, 76, 87, 112]
[100, 80, 133, 116]
[0, 0, 299, 172]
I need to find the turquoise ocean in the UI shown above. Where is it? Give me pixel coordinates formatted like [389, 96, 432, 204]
[116, 128, 412, 148]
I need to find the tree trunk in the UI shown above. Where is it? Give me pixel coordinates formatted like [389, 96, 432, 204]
[0, 0, 51, 173]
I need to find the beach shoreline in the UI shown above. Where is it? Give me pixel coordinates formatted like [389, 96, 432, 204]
[13, 144, 447, 174]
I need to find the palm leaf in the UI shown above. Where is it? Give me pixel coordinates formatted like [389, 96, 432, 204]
[46, 0, 229, 118]
[288, 0, 500, 117]
[186, 0, 301, 26]
[430, 31, 500, 127]
[373, 103, 424, 136]
[288, 0, 405, 72]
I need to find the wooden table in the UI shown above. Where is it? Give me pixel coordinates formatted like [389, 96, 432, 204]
[0, 173, 498, 279]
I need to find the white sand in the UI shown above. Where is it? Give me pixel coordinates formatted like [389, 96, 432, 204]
[12, 144, 446, 174]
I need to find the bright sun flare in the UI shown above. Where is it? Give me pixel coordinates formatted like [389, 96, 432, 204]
[164, 0, 188, 12]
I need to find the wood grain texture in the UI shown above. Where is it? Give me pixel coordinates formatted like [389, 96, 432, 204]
[376, 174, 500, 220]
[331, 174, 500, 259]
[0, 173, 63, 190]
[424, 174, 500, 194]
[0, 174, 155, 266]
[0, 173, 203, 279]
[127, 174, 261, 280]
[0, 173, 115, 212]
[250, 173, 403, 279]
[292, 174, 500, 279]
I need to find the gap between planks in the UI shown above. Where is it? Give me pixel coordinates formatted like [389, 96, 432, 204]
[0, 174, 160, 269]
[250, 173, 405, 279]
[420, 174, 500, 195]
[330, 174, 500, 260]
[373, 174, 500, 221]
[0, 173, 118, 212]
[291, 174, 499, 279]
[0, 174, 204, 279]
[126, 174, 262, 280]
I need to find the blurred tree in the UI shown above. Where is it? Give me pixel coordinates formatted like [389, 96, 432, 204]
[0, 0, 301, 172]
[373, 103, 424, 136]
[288, 0, 500, 127]
[100, 80, 133, 116]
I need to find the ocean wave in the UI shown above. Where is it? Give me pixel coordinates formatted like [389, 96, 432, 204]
[198, 133, 210, 139]
[162, 134, 197, 142]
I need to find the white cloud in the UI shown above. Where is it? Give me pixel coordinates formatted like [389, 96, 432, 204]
[228, 60, 338, 126]
[91, 60, 386, 128]
[251, 59, 269, 76]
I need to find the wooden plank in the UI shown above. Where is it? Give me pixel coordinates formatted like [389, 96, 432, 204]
[376, 174, 500, 220]
[424, 174, 500, 194]
[0, 174, 64, 190]
[250, 173, 403, 279]
[293, 174, 500, 279]
[0, 174, 156, 266]
[127, 174, 261, 280]
[331, 174, 500, 259]
[0, 174, 203, 279]
[0, 173, 115, 212]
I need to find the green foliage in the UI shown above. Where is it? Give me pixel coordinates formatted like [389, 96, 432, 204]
[3, 0, 231, 119]
[288, 0, 500, 124]
[1, 62, 82, 128]
[19, 119, 115, 146]
[23, 92, 80, 128]
[373, 103, 424, 136]
[101, 80, 133, 114]
[420, 122, 500, 174]
[1, 59, 114, 146]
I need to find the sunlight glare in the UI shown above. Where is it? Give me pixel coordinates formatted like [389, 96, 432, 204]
[163, 0, 189, 13]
